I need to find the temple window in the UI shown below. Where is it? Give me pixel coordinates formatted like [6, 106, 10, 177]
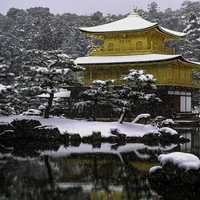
[119, 39, 130, 44]
[136, 41, 143, 50]
[108, 43, 114, 51]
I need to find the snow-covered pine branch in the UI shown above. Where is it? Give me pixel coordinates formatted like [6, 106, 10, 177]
[74, 79, 118, 120]
[118, 69, 160, 124]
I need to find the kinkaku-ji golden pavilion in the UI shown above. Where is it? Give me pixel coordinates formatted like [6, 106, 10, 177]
[75, 11, 200, 113]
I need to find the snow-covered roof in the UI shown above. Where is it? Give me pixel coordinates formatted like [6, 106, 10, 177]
[75, 54, 200, 67]
[80, 12, 186, 37]
[75, 54, 181, 65]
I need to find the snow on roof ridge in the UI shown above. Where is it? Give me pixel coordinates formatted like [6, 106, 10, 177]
[79, 13, 185, 37]
[127, 9, 142, 17]
[79, 13, 157, 33]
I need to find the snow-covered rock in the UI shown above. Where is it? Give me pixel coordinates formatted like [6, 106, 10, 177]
[159, 127, 177, 135]
[132, 113, 151, 123]
[159, 152, 200, 171]
[149, 166, 162, 174]
[149, 152, 200, 199]
[161, 119, 175, 126]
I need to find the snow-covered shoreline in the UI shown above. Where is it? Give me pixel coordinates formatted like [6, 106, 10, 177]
[0, 115, 159, 138]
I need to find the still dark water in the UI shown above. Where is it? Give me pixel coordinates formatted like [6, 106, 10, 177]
[0, 128, 200, 200]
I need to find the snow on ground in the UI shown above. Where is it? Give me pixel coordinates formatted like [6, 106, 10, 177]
[0, 115, 159, 137]
[158, 152, 200, 171]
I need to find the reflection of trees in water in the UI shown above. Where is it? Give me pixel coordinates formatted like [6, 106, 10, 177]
[0, 141, 178, 200]
[0, 156, 91, 200]
[56, 153, 158, 199]
[0, 152, 159, 200]
[0, 158, 50, 200]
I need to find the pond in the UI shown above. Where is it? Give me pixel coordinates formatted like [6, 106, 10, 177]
[0, 128, 200, 200]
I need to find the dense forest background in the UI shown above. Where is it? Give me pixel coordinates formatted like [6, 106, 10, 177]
[0, 0, 200, 116]
[0, 0, 200, 60]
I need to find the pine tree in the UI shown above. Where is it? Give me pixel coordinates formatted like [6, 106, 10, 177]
[17, 49, 83, 118]
[184, 13, 200, 61]
[74, 80, 119, 120]
[118, 69, 161, 124]
[0, 64, 15, 115]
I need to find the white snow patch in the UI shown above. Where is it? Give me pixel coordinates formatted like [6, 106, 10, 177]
[21, 109, 41, 116]
[159, 127, 177, 135]
[132, 113, 150, 123]
[37, 89, 71, 98]
[149, 166, 162, 174]
[159, 152, 200, 171]
[0, 84, 10, 93]
[162, 119, 175, 125]
[0, 115, 159, 137]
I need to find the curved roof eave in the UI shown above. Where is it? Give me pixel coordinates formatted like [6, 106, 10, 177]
[80, 24, 186, 38]
[158, 26, 186, 38]
[179, 57, 200, 69]
[75, 54, 182, 65]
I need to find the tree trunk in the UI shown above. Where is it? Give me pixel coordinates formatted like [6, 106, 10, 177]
[44, 91, 54, 118]
[118, 107, 126, 124]
[92, 99, 97, 121]
[44, 155, 55, 190]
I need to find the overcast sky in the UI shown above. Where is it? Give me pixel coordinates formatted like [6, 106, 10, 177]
[0, 0, 196, 15]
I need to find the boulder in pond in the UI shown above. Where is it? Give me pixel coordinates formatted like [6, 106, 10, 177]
[149, 152, 200, 200]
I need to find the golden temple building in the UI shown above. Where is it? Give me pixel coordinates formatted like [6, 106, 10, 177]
[75, 11, 200, 113]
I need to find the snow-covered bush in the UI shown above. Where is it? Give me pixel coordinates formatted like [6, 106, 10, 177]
[159, 127, 177, 136]
[21, 109, 41, 116]
[161, 118, 175, 127]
